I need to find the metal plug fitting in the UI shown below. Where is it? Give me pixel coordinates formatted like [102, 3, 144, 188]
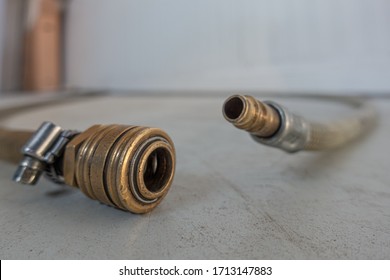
[223, 95, 309, 153]
[13, 122, 176, 213]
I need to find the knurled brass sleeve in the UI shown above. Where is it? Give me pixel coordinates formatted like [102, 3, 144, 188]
[63, 124, 176, 214]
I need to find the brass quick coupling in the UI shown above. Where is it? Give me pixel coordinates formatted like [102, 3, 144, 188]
[13, 122, 176, 213]
[223, 95, 310, 153]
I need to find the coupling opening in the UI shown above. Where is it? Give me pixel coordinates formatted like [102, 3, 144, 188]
[223, 96, 245, 121]
[143, 147, 173, 193]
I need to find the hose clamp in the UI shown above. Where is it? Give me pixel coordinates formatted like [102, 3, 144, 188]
[13, 122, 79, 185]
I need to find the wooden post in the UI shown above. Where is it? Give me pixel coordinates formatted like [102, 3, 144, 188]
[24, 0, 61, 91]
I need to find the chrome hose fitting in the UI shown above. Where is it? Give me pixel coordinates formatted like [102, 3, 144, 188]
[13, 122, 176, 213]
[250, 101, 310, 153]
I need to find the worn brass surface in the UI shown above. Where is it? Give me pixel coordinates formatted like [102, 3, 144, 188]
[63, 124, 176, 214]
[223, 95, 281, 137]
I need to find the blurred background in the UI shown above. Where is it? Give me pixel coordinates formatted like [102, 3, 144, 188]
[0, 0, 389, 95]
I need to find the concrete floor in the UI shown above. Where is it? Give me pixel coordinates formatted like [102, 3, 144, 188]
[0, 94, 389, 259]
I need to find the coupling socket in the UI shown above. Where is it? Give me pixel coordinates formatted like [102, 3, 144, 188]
[13, 122, 176, 213]
[223, 95, 309, 153]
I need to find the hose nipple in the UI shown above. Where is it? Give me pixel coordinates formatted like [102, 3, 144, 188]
[223, 95, 281, 138]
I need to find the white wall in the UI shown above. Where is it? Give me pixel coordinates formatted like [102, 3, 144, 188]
[1, 0, 25, 92]
[65, 0, 390, 93]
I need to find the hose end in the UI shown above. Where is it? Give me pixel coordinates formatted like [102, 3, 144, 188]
[223, 95, 310, 153]
[223, 95, 281, 138]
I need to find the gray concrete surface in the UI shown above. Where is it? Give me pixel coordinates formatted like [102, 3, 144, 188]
[0, 94, 389, 259]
